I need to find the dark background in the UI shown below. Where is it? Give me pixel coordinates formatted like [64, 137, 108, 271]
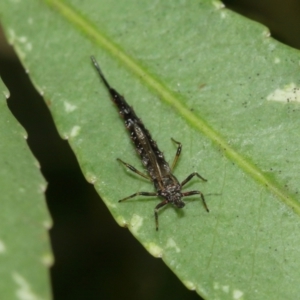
[0, 1, 300, 299]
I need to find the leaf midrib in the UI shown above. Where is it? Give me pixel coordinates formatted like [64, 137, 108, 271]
[44, 0, 300, 215]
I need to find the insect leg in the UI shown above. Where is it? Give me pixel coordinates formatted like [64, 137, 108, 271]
[181, 172, 207, 187]
[170, 138, 182, 171]
[119, 191, 157, 202]
[154, 200, 168, 231]
[181, 190, 209, 212]
[117, 158, 150, 180]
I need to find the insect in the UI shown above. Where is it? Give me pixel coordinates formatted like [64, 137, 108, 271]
[91, 56, 209, 230]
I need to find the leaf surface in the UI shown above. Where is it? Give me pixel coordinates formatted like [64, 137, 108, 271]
[1, 1, 300, 299]
[0, 79, 52, 299]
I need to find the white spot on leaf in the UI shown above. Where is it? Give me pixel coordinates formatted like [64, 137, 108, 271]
[0, 239, 7, 254]
[130, 214, 143, 234]
[107, 202, 116, 208]
[183, 280, 196, 290]
[38, 183, 47, 193]
[19, 36, 27, 43]
[86, 173, 97, 184]
[61, 132, 69, 140]
[115, 216, 127, 227]
[7, 28, 16, 45]
[41, 253, 54, 267]
[64, 101, 77, 113]
[267, 83, 300, 103]
[3, 90, 10, 99]
[12, 272, 41, 300]
[212, 1, 225, 9]
[222, 285, 229, 293]
[263, 29, 271, 38]
[43, 219, 52, 230]
[274, 57, 280, 64]
[70, 126, 80, 138]
[34, 159, 41, 169]
[233, 289, 244, 300]
[144, 242, 163, 258]
[214, 282, 220, 290]
[25, 43, 32, 51]
[220, 11, 227, 18]
[8, 31, 32, 53]
[166, 238, 181, 253]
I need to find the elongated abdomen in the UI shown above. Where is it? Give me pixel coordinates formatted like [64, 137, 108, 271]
[109, 88, 171, 180]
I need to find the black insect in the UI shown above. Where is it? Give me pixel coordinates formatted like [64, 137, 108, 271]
[91, 56, 209, 230]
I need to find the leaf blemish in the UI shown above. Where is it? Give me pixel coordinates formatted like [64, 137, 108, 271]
[233, 289, 244, 300]
[70, 125, 80, 137]
[41, 253, 54, 267]
[106, 202, 117, 209]
[144, 242, 163, 258]
[212, 1, 225, 10]
[86, 173, 97, 184]
[222, 285, 229, 293]
[130, 214, 143, 234]
[267, 83, 300, 103]
[263, 29, 271, 38]
[214, 282, 220, 290]
[115, 215, 127, 227]
[183, 280, 196, 290]
[25, 42, 32, 51]
[2, 90, 10, 99]
[12, 272, 41, 300]
[220, 11, 227, 19]
[43, 220, 52, 230]
[64, 101, 77, 113]
[0, 239, 6, 254]
[12, 33, 32, 52]
[274, 57, 281, 64]
[166, 237, 181, 253]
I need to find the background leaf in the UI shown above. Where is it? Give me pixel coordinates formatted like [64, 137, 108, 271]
[1, 0, 300, 299]
[0, 79, 52, 299]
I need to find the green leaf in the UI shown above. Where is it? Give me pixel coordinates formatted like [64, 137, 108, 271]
[1, 0, 300, 299]
[0, 79, 52, 299]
